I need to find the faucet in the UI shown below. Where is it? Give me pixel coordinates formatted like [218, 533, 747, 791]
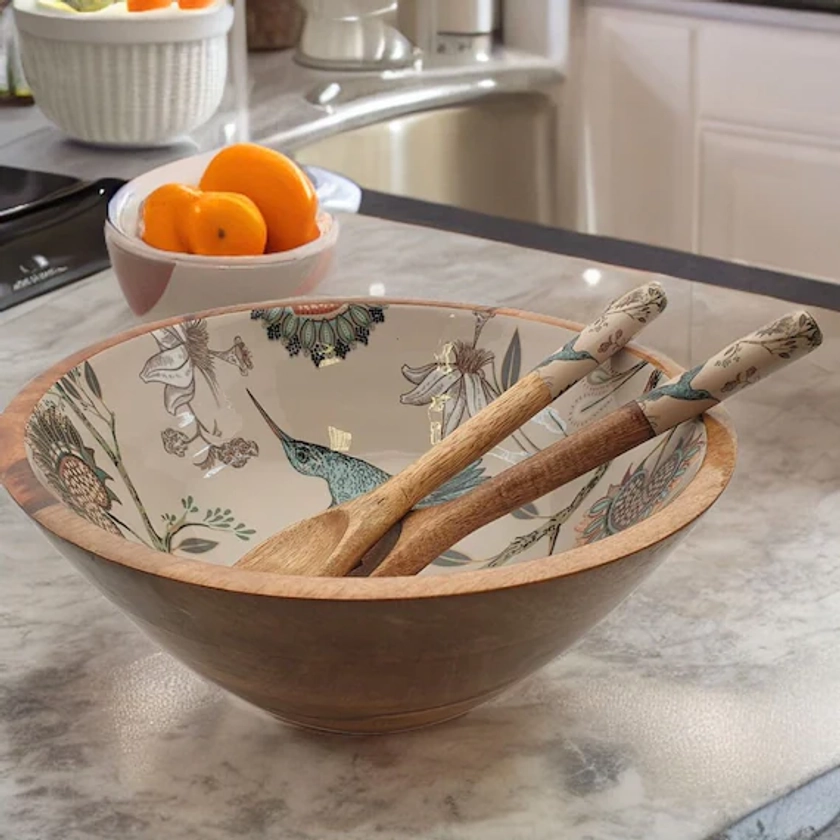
[295, 0, 497, 72]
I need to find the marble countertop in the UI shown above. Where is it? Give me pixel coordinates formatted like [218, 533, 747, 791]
[2, 207, 840, 839]
[2, 38, 840, 838]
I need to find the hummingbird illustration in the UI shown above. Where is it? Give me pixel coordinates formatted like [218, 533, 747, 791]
[642, 365, 716, 403]
[247, 390, 486, 508]
[539, 335, 597, 366]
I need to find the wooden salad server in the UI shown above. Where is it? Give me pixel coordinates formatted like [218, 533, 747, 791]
[235, 281, 668, 576]
[363, 310, 823, 577]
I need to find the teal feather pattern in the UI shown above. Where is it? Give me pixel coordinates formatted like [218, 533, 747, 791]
[247, 390, 485, 508]
[641, 366, 717, 404]
[539, 337, 596, 367]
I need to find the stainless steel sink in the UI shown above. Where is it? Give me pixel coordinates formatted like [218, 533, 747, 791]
[292, 92, 558, 225]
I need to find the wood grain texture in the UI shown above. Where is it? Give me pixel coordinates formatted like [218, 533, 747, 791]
[0, 297, 737, 733]
[370, 403, 655, 577]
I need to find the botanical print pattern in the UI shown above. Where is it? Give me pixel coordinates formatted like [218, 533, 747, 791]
[23, 305, 706, 572]
[25, 357, 255, 557]
[567, 363, 659, 428]
[714, 310, 822, 369]
[576, 426, 705, 545]
[246, 389, 485, 508]
[537, 282, 668, 375]
[26, 401, 122, 536]
[251, 302, 386, 368]
[639, 312, 822, 436]
[480, 367, 665, 569]
[397, 308, 652, 569]
[589, 281, 667, 330]
[401, 340, 500, 440]
[399, 308, 550, 460]
[485, 463, 611, 568]
[139, 320, 260, 472]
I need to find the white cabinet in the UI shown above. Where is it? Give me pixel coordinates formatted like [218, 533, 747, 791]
[699, 129, 840, 279]
[581, 12, 694, 249]
[580, 3, 840, 282]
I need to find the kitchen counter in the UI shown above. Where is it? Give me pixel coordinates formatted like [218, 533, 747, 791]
[2, 44, 840, 836]
[2, 197, 840, 838]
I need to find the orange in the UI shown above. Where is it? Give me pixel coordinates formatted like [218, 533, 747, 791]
[127, 0, 170, 11]
[199, 144, 320, 253]
[184, 191, 268, 257]
[140, 183, 199, 252]
[177, 0, 215, 8]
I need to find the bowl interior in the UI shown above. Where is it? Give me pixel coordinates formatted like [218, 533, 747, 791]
[23, 302, 707, 575]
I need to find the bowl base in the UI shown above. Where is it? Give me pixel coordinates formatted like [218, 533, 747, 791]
[253, 686, 511, 736]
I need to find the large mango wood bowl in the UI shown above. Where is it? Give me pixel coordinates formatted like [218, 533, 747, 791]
[0, 299, 736, 734]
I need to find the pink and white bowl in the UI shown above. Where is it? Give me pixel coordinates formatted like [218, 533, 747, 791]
[106, 150, 339, 322]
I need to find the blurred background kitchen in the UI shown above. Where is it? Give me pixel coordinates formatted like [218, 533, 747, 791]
[4, 0, 840, 284]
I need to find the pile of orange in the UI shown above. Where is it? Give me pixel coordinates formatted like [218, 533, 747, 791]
[140, 144, 320, 258]
[128, 0, 216, 10]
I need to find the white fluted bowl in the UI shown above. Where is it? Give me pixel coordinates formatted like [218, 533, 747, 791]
[13, 0, 233, 147]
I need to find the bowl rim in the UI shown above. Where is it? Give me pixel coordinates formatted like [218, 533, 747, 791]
[14, 0, 234, 43]
[0, 297, 737, 602]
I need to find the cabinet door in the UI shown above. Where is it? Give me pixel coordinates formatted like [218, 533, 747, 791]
[699, 129, 840, 282]
[581, 8, 694, 249]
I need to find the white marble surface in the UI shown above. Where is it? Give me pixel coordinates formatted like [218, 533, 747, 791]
[1, 212, 839, 839]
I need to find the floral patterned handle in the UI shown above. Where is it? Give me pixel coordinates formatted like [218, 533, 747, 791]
[534, 281, 668, 398]
[638, 310, 823, 434]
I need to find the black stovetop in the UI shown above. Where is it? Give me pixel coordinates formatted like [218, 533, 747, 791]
[0, 166, 124, 311]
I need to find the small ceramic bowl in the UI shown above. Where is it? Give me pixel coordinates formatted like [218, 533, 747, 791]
[106, 151, 340, 321]
[0, 299, 736, 734]
[14, 0, 233, 147]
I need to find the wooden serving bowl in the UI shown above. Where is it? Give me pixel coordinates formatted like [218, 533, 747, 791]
[0, 299, 736, 734]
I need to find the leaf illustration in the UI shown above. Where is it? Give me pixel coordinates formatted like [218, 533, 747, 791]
[511, 502, 540, 520]
[83, 361, 102, 399]
[60, 376, 81, 401]
[588, 367, 615, 385]
[433, 549, 473, 567]
[546, 408, 567, 435]
[176, 537, 219, 554]
[501, 329, 522, 391]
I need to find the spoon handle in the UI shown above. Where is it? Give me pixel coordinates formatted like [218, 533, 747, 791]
[369, 310, 823, 577]
[381, 281, 666, 500]
[322, 282, 667, 576]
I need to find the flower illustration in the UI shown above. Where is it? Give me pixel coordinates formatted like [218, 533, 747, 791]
[251, 302, 386, 367]
[214, 335, 253, 375]
[25, 403, 121, 535]
[196, 437, 259, 471]
[31, 359, 260, 557]
[141, 320, 218, 414]
[161, 428, 189, 457]
[139, 320, 259, 470]
[401, 340, 500, 437]
[576, 429, 705, 545]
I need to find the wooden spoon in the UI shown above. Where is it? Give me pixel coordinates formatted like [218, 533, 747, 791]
[363, 309, 823, 577]
[236, 282, 668, 576]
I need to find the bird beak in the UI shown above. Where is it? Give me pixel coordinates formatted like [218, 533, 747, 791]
[246, 389, 291, 443]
